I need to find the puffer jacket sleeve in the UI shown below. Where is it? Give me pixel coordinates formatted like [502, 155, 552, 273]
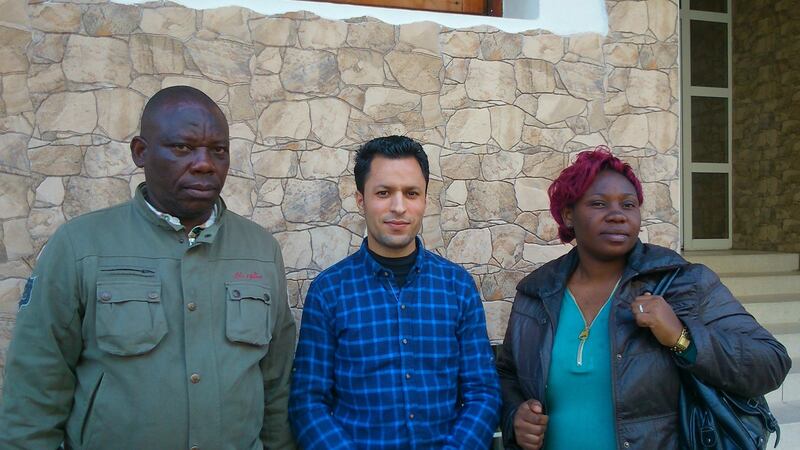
[676, 264, 792, 398]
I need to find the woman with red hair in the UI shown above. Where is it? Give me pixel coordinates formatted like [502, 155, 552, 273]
[496, 146, 790, 449]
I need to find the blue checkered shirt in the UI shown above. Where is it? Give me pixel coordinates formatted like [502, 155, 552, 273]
[289, 238, 501, 449]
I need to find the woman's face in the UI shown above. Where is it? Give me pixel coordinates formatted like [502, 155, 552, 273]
[563, 170, 642, 262]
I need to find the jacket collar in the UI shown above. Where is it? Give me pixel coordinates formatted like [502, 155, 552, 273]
[133, 182, 228, 241]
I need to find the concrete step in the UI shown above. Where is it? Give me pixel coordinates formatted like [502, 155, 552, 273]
[767, 367, 800, 405]
[741, 295, 800, 328]
[684, 250, 800, 274]
[719, 272, 800, 297]
[765, 323, 800, 362]
[769, 400, 800, 449]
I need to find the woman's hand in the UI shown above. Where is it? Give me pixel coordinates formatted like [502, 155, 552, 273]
[631, 293, 684, 347]
[513, 399, 549, 450]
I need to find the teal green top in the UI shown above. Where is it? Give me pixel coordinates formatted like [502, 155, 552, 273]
[544, 289, 617, 450]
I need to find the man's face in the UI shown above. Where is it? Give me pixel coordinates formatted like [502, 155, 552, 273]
[356, 156, 427, 258]
[131, 101, 229, 229]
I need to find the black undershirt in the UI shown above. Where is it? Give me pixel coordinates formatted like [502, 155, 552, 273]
[368, 244, 418, 289]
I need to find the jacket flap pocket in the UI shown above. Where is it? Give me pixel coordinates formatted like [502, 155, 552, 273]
[97, 280, 161, 304]
[227, 282, 270, 303]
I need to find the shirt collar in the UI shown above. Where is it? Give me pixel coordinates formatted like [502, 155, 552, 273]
[143, 198, 218, 233]
[358, 236, 427, 278]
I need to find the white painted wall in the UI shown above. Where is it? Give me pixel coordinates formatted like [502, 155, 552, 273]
[119, 0, 608, 35]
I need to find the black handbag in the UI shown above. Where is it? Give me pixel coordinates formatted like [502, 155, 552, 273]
[653, 268, 781, 450]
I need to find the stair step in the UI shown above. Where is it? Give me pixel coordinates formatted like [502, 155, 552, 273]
[772, 325, 800, 361]
[684, 250, 800, 274]
[769, 417, 800, 449]
[741, 296, 800, 328]
[767, 367, 800, 405]
[719, 272, 800, 297]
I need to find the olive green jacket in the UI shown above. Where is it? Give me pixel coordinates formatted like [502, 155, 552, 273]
[0, 185, 297, 450]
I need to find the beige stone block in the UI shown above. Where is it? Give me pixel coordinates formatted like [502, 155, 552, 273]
[490, 224, 528, 268]
[481, 151, 524, 181]
[300, 147, 349, 179]
[638, 154, 678, 182]
[30, 3, 81, 33]
[646, 111, 678, 151]
[567, 33, 604, 63]
[465, 60, 516, 103]
[441, 153, 480, 180]
[338, 48, 384, 85]
[250, 75, 285, 103]
[0, 26, 29, 74]
[363, 87, 420, 121]
[299, 19, 347, 49]
[490, 105, 525, 150]
[0, 133, 29, 173]
[228, 139, 254, 179]
[421, 95, 444, 128]
[386, 51, 443, 94]
[515, 59, 555, 94]
[259, 101, 311, 140]
[162, 77, 228, 102]
[445, 180, 467, 206]
[129, 173, 145, 197]
[281, 48, 339, 94]
[27, 64, 63, 96]
[36, 91, 98, 135]
[515, 178, 550, 211]
[251, 205, 285, 233]
[35, 177, 65, 207]
[252, 47, 282, 75]
[648, 0, 678, 41]
[229, 85, 256, 121]
[481, 32, 522, 61]
[0, 279, 25, 316]
[421, 214, 443, 250]
[95, 88, 145, 141]
[444, 58, 469, 83]
[609, 114, 649, 148]
[627, 69, 671, 109]
[643, 222, 678, 250]
[398, 21, 441, 55]
[526, 127, 575, 152]
[556, 61, 605, 100]
[513, 94, 538, 117]
[338, 85, 365, 111]
[84, 142, 136, 178]
[30, 33, 68, 65]
[220, 175, 256, 217]
[63, 177, 130, 220]
[446, 108, 491, 145]
[27, 207, 65, 240]
[282, 179, 341, 223]
[513, 211, 539, 237]
[0, 260, 30, 279]
[441, 205, 469, 231]
[257, 179, 284, 206]
[535, 94, 586, 125]
[252, 17, 294, 46]
[63, 35, 131, 86]
[130, 34, 186, 75]
[337, 177, 358, 212]
[3, 218, 33, 260]
[439, 83, 469, 110]
[275, 230, 312, 270]
[0, 114, 32, 136]
[0, 0, 28, 28]
[309, 98, 350, 147]
[0, 173, 32, 219]
[202, 6, 250, 42]
[466, 180, 517, 222]
[441, 31, 481, 58]
[586, 100, 606, 132]
[347, 21, 395, 52]
[28, 145, 82, 176]
[2, 74, 32, 114]
[186, 39, 251, 84]
[639, 43, 678, 70]
[521, 34, 564, 63]
[609, 1, 649, 34]
[252, 150, 297, 178]
[522, 243, 571, 264]
[310, 225, 351, 270]
[605, 43, 639, 68]
[82, 3, 140, 37]
[640, 182, 673, 222]
[534, 213, 560, 241]
[483, 299, 512, 341]
[446, 228, 492, 264]
[140, 7, 197, 41]
[522, 152, 567, 179]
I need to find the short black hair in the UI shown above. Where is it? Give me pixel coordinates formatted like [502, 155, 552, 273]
[140, 85, 223, 138]
[354, 136, 430, 193]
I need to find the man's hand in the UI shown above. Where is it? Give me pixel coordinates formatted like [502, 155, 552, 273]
[631, 293, 684, 347]
[513, 399, 548, 450]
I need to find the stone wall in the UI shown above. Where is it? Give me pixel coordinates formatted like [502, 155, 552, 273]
[0, 0, 680, 392]
[732, 0, 800, 252]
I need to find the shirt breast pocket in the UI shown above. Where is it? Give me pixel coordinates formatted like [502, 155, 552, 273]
[95, 279, 168, 356]
[225, 282, 273, 346]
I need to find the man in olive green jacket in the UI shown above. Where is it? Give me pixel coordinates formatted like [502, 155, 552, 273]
[0, 86, 297, 450]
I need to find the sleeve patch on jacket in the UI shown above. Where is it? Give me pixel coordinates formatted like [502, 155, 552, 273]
[18, 275, 36, 310]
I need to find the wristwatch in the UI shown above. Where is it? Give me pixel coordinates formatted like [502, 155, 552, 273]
[669, 327, 691, 353]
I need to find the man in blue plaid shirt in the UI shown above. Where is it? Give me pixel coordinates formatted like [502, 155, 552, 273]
[289, 136, 501, 449]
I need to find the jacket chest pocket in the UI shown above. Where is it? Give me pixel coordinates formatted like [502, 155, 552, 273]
[95, 279, 168, 356]
[225, 282, 273, 346]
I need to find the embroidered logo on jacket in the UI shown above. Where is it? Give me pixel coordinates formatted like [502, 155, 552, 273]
[234, 272, 263, 280]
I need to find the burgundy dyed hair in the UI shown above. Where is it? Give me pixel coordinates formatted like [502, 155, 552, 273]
[548, 146, 644, 243]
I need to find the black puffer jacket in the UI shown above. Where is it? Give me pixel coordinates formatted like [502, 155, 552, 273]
[496, 241, 792, 450]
